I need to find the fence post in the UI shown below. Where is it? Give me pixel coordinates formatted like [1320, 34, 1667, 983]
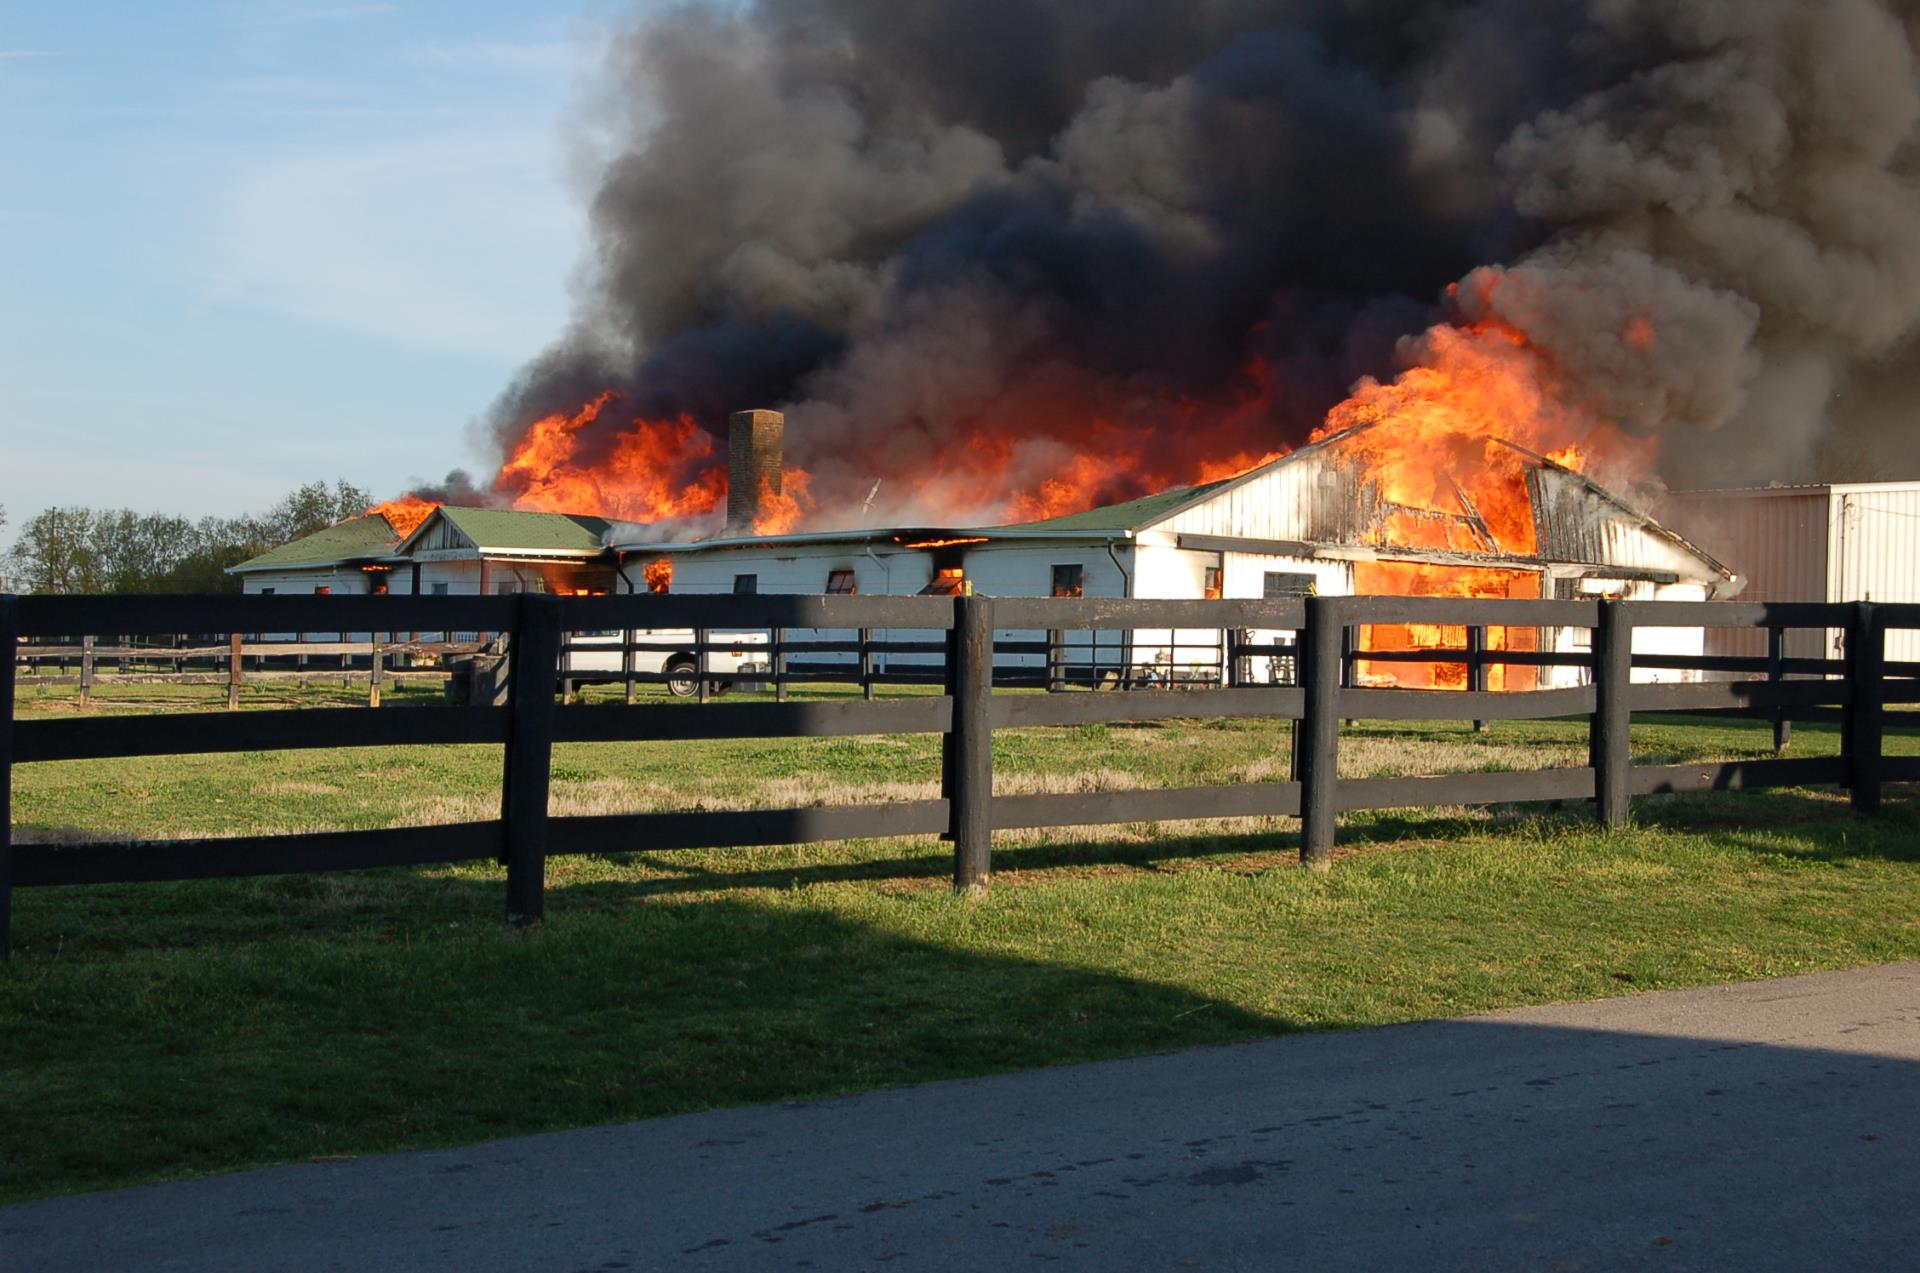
[226, 631, 243, 710]
[1466, 625, 1488, 732]
[947, 595, 994, 893]
[1846, 602, 1884, 815]
[79, 634, 95, 707]
[773, 627, 787, 703]
[368, 636, 384, 708]
[1591, 600, 1633, 832]
[1, 595, 16, 958]
[1767, 625, 1791, 752]
[1339, 621, 1356, 726]
[696, 627, 710, 704]
[860, 627, 876, 700]
[1046, 628, 1065, 692]
[501, 593, 561, 927]
[622, 628, 637, 706]
[1299, 596, 1342, 870]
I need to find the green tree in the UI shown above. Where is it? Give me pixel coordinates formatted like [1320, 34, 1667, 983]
[12, 507, 106, 594]
[253, 480, 373, 548]
[89, 510, 196, 593]
[7, 479, 376, 595]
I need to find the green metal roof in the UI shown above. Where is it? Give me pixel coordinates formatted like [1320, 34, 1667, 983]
[433, 506, 613, 553]
[992, 477, 1236, 534]
[228, 514, 399, 573]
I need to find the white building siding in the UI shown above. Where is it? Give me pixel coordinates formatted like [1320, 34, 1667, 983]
[1156, 459, 1336, 541]
[1219, 552, 1350, 599]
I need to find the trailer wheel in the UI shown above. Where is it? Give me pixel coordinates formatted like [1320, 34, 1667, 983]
[665, 656, 700, 698]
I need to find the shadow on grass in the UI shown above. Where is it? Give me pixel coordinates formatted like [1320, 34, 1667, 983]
[0, 891, 1282, 1203]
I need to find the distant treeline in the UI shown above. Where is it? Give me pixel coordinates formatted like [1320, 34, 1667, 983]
[1, 480, 370, 595]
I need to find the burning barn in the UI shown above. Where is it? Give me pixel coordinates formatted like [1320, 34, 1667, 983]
[609, 409, 1734, 688]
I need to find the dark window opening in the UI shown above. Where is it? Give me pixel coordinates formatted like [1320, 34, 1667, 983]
[431, 582, 450, 596]
[313, 585, 331, 596]
[826, 569, 856, 594]
[1051, 564, 1084, 598]
[733, 574, 758, 595]
[1263, 572, 1315, 598]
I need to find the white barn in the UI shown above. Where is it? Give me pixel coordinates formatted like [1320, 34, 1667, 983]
[611, 425, 1736, 688]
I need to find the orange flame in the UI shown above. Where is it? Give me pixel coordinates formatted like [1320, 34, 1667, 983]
[751, 468, 812, 536]
[472, 266, 1662, 561]
[1352, 561, 1540, 690]
[642, 558, 672, 593]
[367, 495, 436, 539]
[497, 393, 729, 523]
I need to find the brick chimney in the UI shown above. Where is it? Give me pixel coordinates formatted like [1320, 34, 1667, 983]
[726, 408, 784, 535]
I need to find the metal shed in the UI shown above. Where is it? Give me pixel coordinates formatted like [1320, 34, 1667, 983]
[1662, 481, 1920, 666]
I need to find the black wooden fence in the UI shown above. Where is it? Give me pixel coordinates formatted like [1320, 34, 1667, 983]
[3, 592, 1915, 957]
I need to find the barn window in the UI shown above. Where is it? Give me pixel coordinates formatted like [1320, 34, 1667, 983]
[1051, 564, 1084, 598]
[495, 581, 518, 595]
[1203, 567, 1223, 599]
[825, 569, 857, 594]
[313, 586, 331, 596]
[1263, 571, 1315, 598]
[260, 588, 275, 596]
[733, 574, 758, 595]
[431, 583, 449, 596]
[918, 567, 968, 596]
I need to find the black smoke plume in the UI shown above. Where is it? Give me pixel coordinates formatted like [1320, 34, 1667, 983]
[490, 0, 1920, 522]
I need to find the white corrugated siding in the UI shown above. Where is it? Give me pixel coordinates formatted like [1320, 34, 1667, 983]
[1831, 484, 1920, 666]
[1830, 485, 1920, 604]
[1155, 453, 1354, 541]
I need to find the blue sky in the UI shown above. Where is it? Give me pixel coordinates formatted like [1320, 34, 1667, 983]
[0, 1, 640, 522]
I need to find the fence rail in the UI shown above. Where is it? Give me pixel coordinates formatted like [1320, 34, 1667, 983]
[3, 592, 1915, 955]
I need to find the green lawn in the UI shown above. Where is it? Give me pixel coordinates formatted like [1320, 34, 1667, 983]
[4, 680, 1918, 1202]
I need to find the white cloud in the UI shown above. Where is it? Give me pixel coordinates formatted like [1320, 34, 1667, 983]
[210, 126, 582, 362]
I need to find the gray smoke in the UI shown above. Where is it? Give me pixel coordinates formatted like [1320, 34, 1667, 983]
[490, 0, 1920, 520]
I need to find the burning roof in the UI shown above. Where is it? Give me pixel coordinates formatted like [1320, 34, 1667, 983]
[604, 424, 1734, 593]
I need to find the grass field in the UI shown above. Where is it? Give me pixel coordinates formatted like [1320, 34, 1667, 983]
[4, 679, 1918, 1203]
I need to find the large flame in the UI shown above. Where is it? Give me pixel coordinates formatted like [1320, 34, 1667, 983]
[1351, 561, 1540, 691]
[752, 469, 811, 536]
[353, 267, 1667, 660]
[496, 392, 732, 523]
[366, 494, 436, 539]
[1315, 273, 1658, 556]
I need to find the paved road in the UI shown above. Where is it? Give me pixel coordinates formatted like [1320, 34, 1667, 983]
[7, 962, 1918, 1272]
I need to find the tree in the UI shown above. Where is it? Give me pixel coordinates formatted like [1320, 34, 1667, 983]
[11, 507, 106, 594]
[90, 510, 196, 594]
[254, 480, 373, 548]
[6, 479, 376, 595]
